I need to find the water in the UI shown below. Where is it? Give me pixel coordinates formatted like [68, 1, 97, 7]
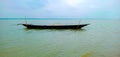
[0, 18, 120, 57]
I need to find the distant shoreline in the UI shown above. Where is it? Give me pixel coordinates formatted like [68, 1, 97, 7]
[0, 18, 119, 20]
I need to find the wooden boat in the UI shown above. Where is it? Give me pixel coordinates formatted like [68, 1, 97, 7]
[22, 17, 89, 29]
[22, 24, 89, 29]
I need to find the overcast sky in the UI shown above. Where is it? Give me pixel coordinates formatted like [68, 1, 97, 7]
[0, 0, 120, 18]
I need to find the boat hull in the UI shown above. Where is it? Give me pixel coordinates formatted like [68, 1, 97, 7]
[22, 24, 89, 29]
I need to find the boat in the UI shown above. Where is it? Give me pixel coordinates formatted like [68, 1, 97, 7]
[22, 17, 89, 29]
[22, 24, 89, 29]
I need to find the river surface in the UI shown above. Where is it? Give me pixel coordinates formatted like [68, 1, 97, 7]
[0, 19, 120, 57]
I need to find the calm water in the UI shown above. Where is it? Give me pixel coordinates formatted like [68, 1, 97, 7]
[0, 19, 120, 57]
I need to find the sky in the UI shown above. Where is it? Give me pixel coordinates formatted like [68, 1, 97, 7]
[0, 0, 120, 18]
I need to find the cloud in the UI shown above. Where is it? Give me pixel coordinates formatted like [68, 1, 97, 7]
[41, 0, 120, 18]
[0, 0, 120, 18]
[1, 0, 47, 17]
[43, 0, 95, 17]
